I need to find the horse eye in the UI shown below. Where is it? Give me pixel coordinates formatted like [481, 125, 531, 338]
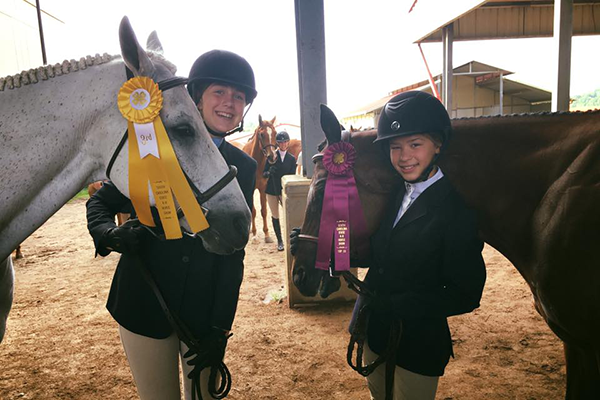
[172, 124, 194, 138]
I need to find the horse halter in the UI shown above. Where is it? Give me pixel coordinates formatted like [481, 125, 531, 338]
[295, 130, 352, 250]
[105, 75, 238, 228]
[255, 126, 277, 162]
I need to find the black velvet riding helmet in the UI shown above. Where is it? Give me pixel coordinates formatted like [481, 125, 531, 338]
[187, 49, 257, 104]
[375, 91, 451, 148]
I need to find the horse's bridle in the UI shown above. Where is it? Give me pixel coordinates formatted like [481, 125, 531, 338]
[255, 126, 277, 163]
[105, 76, 238, 227]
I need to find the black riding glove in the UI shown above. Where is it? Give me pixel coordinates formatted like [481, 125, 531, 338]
[100, 219, 148, 254]
[262, 170, 270, 178]
[184, 327, 231, 374]
[289, 227, 301, 256]
[268, 165, 278, 176]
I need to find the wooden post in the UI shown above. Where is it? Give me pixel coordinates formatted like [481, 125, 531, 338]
[442, 24, 454, 115]
[552, 0, 573, 111]
[294, 0, 327, 178]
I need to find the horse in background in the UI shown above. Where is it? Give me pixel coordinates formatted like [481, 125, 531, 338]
[292, 105, 600, 400]
[287, 139, 302, 159]
[243, 115, 278, 242]
[0, 17, 252, 343]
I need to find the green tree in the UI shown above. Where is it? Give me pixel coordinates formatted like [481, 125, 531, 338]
[571, 88, 600, 109]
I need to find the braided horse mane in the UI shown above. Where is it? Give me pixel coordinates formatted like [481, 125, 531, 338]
[0, 52, 176, 92]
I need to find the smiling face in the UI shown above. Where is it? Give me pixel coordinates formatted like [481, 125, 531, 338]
[197, 83, 247, 134]
[278, 140, 289, 152]
[389, 133, 441, 181]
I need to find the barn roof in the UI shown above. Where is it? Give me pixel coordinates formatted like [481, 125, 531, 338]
[405, 0, 600, 43]
[343, 60, 550, 117]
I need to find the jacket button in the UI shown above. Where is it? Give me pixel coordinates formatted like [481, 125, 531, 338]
[378, 268, 384, 274]
[182, 256, 190, 263]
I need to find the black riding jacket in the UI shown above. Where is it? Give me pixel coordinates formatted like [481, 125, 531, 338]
[355, 176, 486, 377]
[264, 150, 296, 196]
[86, 140, 256, 339]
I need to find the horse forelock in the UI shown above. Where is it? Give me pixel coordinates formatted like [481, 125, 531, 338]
[0, 53, 119, 92]
[146, 51, 177, 74]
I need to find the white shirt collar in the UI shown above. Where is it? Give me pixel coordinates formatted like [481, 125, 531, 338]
[393, 167, 444, 227]
[404, 167, 444, 199]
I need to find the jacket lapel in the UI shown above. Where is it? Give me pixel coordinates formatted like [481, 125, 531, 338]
[374, 186, 404, 255]
[392, 176, 452, 231]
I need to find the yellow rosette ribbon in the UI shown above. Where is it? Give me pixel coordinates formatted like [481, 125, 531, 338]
[117, 76, 209, 239]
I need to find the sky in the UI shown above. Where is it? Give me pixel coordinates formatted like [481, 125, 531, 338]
[21, 0, 600, 127]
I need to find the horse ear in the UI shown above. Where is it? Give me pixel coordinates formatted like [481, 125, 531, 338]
[119, 16, 155, 77]
[146, 31, 164, 55]
[259, 114, 263, 125]
[320, 104, 341, 144]
[270, 116, 276, 125]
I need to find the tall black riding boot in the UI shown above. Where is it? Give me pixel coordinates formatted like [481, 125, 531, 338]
[272, 217, 284, 251]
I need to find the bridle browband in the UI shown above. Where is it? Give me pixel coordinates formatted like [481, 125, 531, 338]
[254, 126, 277, 163]
[105, 75, 238, 228]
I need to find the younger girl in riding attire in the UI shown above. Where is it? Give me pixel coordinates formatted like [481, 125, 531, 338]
[353, 91, 486, 399]
[86, 50, 257, 400]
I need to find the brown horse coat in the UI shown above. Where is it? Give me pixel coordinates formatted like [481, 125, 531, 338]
[293, 107, 600, 399]
[242, 116, 278, 241]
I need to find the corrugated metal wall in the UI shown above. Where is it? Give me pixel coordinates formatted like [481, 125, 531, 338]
[421, 3, 600, 42]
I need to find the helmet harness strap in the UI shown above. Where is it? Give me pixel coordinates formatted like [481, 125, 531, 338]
[203, 101, 254, 138]
[403, 128, 448, 184]
[405, 155, 438, 184]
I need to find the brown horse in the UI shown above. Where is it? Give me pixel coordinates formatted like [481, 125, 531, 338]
[292, 105, 600, 400]
[287, 139, 302, 159]
[243, 115, 278, 242]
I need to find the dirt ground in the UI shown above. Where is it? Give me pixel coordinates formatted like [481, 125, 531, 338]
[1, 197, 566, 399]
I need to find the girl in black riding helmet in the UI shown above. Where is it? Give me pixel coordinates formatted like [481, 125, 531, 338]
[86, 50, 257, 400]
[354, 91, 486, 399]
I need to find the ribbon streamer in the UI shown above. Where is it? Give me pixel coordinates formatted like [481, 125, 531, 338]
[118, 76, 209, 239]
[315, 141, 370, 272]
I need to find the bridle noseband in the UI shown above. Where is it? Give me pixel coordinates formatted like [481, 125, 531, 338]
[255, 126, 277, 163]
[105, 75, 238, 231]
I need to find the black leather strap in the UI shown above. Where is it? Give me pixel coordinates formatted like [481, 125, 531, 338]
[131, 253, 231, 400]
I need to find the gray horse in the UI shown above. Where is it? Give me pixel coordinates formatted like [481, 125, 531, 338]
[0, 17, 251, 343]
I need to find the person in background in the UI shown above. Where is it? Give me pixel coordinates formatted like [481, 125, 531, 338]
[86, 49, 257, 400]
[262, 131, 296, 251]
[296, 151, 303, 176]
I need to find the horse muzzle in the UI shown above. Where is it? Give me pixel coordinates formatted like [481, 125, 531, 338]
[198, 209, 251, 255]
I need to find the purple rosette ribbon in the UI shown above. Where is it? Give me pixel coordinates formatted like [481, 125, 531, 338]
[315, 141, 370, 272]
